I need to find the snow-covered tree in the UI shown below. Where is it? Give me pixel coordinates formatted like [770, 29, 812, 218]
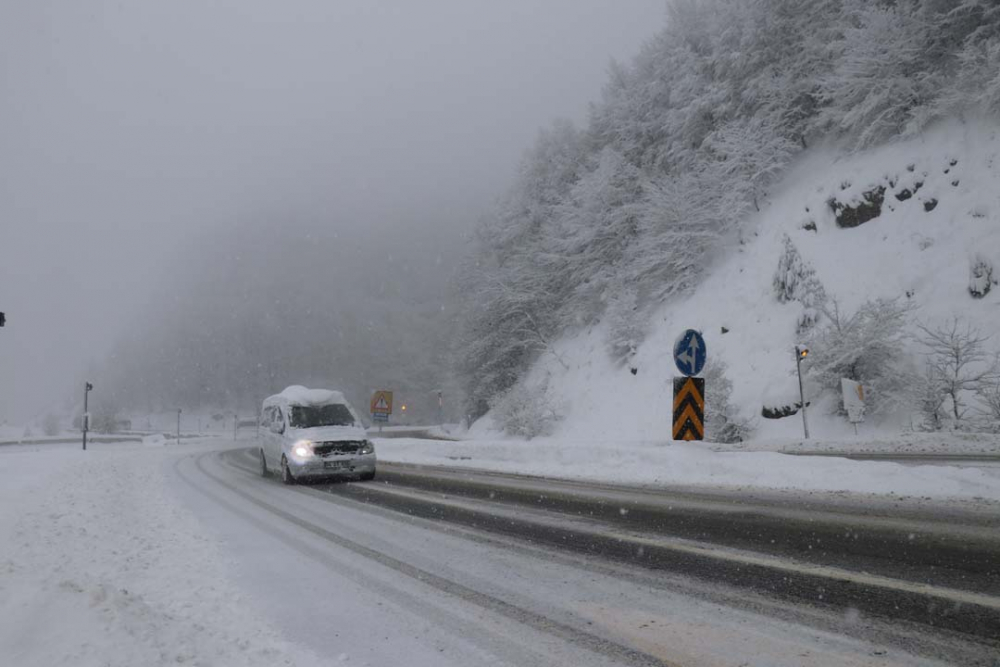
[489, 377, 562, 439]
[773, 235, 827, 332]
[456, 121, 585, 417]
[977, 379, 1000, 431]
[969, 254, 995, 298]
[456, 259, 567, 419]
[550, 146, 643, 324]
[703, 115, 797, 213]
[703, 360, 755, 444]
[604, 281, 643, 364]
[925, 0, 1000, 118]
[917, 318, 1000, 424]
[42, 414, 61, 437]
[622, 171, 723, 303]
[816, 0, 936, 147]
[806, 299, 916, 415]
[485, 120, 585, 267]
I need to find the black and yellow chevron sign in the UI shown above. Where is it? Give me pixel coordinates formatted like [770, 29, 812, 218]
[673, 376, 705, 441]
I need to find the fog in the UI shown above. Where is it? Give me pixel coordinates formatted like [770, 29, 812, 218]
[0, 0, 665, 423]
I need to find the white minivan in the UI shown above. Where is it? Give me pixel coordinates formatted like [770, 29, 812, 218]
[258, 385, 376, 484]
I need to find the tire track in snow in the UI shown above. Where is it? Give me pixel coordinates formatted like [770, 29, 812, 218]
[175, 450, 677, 667]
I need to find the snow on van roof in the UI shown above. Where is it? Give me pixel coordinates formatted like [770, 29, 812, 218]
[264, 385, 347, 407]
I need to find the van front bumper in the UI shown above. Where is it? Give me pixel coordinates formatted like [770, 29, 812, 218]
[288, 453, 376, 479]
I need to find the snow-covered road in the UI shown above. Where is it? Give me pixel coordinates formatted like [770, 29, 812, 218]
[0, 439, 989, 666]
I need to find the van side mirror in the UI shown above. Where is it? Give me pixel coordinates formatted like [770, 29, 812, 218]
[271, 421, 284, 434]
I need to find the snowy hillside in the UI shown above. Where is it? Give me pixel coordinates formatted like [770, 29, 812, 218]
[496, 120, 1000, 443]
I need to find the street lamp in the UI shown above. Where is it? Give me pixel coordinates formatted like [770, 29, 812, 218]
[82, 382, 93, 450]
[795, 346, 809, 439]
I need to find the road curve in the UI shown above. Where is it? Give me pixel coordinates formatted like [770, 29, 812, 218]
[171, 446, 1000, 666]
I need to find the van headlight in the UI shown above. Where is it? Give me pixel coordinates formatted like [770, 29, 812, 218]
[292, 440, 314, 458]
[360, 440, 375, 455]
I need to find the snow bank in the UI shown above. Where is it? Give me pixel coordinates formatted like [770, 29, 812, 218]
[0, 445, 323, 667]
[375, 437, 1000, 501]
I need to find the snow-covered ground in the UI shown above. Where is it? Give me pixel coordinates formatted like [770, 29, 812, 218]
[0, 441, 324, 667]
[502, 119, 1000, 444]
[1, 439, 970, 666]
[374, 437, 1000, 503]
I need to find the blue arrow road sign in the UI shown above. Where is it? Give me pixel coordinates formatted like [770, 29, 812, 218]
[674, 329, 707, 377]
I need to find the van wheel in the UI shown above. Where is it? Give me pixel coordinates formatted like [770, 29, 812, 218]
[259, 449, 269, 477]
[359, 470, 376, 482]
[281, 456, 296, 485]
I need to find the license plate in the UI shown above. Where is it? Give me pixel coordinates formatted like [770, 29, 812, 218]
[324, 460, 351, 470]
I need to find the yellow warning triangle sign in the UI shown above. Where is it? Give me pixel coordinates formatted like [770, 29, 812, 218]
[374, 396, 388, 409]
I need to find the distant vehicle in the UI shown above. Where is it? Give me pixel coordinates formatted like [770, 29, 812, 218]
[258, 386, 376, 484]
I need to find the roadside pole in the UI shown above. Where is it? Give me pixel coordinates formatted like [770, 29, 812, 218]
[795, 346, 810, 439]
[234, 412, 238, 441]
[82, 382, 93, 451]
[176, 408, 182, 444]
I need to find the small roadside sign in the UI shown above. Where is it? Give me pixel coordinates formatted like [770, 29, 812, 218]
[673, 329, 707, 377]
[841, 378, 865, 424]
[370, 390, 393, 416]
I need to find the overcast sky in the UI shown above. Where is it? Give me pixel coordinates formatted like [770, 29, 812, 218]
[0, 0, 666, 422]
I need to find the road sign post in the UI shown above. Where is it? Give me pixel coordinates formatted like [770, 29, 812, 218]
[673, 329, 707, 441]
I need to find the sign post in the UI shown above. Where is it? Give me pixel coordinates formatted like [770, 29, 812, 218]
[672, 329, 706, 441]
[82, 382, 93, 451]
[370, 390, 393, 433]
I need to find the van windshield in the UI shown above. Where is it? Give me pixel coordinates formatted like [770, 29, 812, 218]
[289, 404, 356, 429]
